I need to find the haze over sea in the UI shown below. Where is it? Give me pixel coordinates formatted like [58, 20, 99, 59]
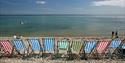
[0, 14, 125, 37]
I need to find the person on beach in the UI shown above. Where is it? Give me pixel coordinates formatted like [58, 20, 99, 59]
[112, 31, 115, 39]
[115, 31, 118, 38]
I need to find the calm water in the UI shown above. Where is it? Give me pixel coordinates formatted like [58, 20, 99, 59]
[0, 15, 125, 37]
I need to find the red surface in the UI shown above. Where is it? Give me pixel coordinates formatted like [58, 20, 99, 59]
[96, 40, 110, 53]
[0, 40, 13, 55]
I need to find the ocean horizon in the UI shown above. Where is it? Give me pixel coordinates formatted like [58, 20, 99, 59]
[0, 14, 125, 37]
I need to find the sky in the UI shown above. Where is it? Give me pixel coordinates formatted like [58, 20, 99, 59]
[0, 0, 125, 15]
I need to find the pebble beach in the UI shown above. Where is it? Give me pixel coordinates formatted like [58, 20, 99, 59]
[0, 58, 125, 63]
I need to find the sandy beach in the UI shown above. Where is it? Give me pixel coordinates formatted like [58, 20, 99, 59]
[0, 37, 125, 63]
[0, 58, 125, 63]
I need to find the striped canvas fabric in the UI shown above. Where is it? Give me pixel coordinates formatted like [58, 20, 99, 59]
[109, 38, 121, 48]
[58, 39, 69, 50]
[12, 39, 26, 54]
[96, 39, 110, 53]
[84, 40, 97, 53]
[43, 37, 55, 53]
[0, 40, 13, 55]
[122, 43, 125, 49]
[28, 39, 41, 53]
[71, 39, 83, 53]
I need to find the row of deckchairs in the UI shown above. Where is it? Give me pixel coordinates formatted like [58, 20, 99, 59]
[0, 37, 124, 59]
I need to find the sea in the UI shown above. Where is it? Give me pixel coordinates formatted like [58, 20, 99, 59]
[0, 14, 125, 37]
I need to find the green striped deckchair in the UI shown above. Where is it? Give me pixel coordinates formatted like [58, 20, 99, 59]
[57, 38, 70, 59]
[57, 39, 69, 54]
[71, 39, 83, 54]
[70, 38, 83, 59]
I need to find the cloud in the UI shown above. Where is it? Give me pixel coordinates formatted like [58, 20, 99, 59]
[36, 0, 46, 4]
[92, 0, 125, 7]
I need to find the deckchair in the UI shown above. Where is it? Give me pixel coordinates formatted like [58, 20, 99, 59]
[57, 38, 70, 59]
[83, 39, 97, 59]
[0, 40, 14, 57]
[94, 39, 111, 59]
[42, 37, 55, 58]
[12, 39, 27, 57]
[27, 37, 42, 58]
[70, 38, 83, 59]
[118, 39, 125, 58]
[108, 38, 122, 59]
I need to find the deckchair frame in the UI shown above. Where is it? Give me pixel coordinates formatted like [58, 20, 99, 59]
[11, 39, 28, 57]
[57, 38, 70, 60]
[93, 39, 111, 59]
[70, 38, 83, 59]
[42, 37, 55, 53]
[83, 39, 97, 59]
[42, 37, 55, 59]
[108, 38, 122, 59]
[120, 39, 125, 59]
[27, 38, 43, 57]
[0, 40, 14, 57]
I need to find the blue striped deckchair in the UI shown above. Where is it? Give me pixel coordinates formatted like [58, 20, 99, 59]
[118, 39, 125, 58]
[108, 38, 122, 59]
[12, 39, 27, 57]
[83, 39, 97, 59]
[122, 42, 125, 49]
[42, 37, 55, 53]
[27, 37, 42, 57]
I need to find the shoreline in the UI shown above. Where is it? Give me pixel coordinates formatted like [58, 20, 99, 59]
[0, 35, 125, 40]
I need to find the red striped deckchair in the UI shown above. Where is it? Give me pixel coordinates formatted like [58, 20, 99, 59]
[94, 39, 111, 59]
[0, 40, 14, 57]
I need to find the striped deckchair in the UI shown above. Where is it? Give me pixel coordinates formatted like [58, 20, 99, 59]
[12, 39, 27, 57]
[0, 40, 14, 57]
[43, 37, 55, 53]
[108, 38, 122, 59]
[118, 39, 125, 58]
[57, 38, 70, 59]
[94, 39, 111, 59]
[27, 37, 42, 57]
[84, 39, 97, 59]
[42, 37, 55, 58]
[70, 39, 83, 59]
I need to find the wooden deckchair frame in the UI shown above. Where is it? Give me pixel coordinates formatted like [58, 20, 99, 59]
[83, 39, 97, 59]
[27, 38, 43, 58]
[57, 38, 70, 60]
[0, 40, 15, 57]
[108, 38, 122, 59]
[42, 37, 55, 59]
[12, 39, 28, 57]
[119, 39, 125, 59]
[93, 39, 111, 59]
[70, 38, 83, 59]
